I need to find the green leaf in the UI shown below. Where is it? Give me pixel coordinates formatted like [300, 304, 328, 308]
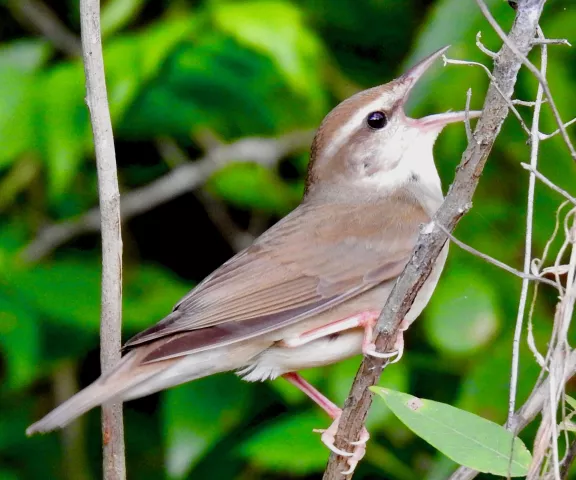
[371, 388, 532, 476]
[212, 0, 326, 116]
[0, 38, 51, 73]
[5, 259, 101, 330]
[38, 63, 89, 198]
[207, 162, 299, 214]
[565, 395, 576, 412]
[101, 0, 145, 37]
[0, 292, 40, 390]
[123, 265, 190, 331]
[105, 16, 196, 122]
[240, 410, 329, 475]
[0, 40, 50, 168]
[163, 375, 252, 479]
[6, 259, 190, 333]
[424, 269, 500, 355]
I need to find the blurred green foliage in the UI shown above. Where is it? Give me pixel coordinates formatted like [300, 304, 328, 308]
[0, 0, 575, 479]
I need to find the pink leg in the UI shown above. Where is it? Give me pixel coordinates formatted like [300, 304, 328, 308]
[279, 310, 406, 362]
[282, 373, 369, 475]
[283, 372, 340, 418]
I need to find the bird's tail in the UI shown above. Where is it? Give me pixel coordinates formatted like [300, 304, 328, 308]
[26, 349, 168, 435]
[26, 338, 266, 435]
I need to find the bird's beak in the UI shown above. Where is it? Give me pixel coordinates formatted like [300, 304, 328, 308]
[396, 46, 482, 130]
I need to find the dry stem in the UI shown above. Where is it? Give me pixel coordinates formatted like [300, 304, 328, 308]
[22, 131, 312, 262]
[79, 0, 125, 478]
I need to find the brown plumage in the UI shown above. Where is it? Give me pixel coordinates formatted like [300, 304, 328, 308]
[27, 46, 480, 473]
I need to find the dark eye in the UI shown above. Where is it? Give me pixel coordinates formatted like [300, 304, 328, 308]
[366, 111, 388, 129]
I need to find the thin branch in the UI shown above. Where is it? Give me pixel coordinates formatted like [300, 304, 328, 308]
[532, 38, 571, 46]
[513, 99, 547, 106]
[465, 88, 473, 142]
[435, 222, 558, 289]
[21, 131, 313, 262]
[529, 213, 576, 478]
[79, 1, 125, 479]
[508, 24, 547, 431]
[540, 117, 576, 141]
[527, 202, 570, 369]
[475, 0, 576, 161]
[322, 1, 546, 478]
[520, 164, 576, 206]
[8, 0, 81, 56]
[442, 55, 532, 135]
[560, 439, 576, 480]
[476, 31, 497, 58]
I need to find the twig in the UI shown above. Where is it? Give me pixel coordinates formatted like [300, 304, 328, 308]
[442, 55, 532, 136]
[435, 223, 557, 288]
[527, 202, 570, 369]
[476, 31, 497, 58]
[507, 24, 547, 432]
[449, 349, 576, 480]
[22, 131, 313, 262]
[560, 439, 576, 479]
[528, 212, 576, 479]
[513, 99, 546, 107]
[475, 0, 576, 161]
[532, 38, 571, 46]
[540, 117, 576, 141]
[79, 1, 125, 479]
[322, 1, 546, 478]
[8, 0, 81, 56]
[465, 88, 473, 143]
[520, 164, 576, 206]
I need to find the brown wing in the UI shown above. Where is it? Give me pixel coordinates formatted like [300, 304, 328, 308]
[124, 194, 428, 362]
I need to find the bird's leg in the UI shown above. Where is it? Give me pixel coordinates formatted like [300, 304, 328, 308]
[278, 310, 406, 362]
[282, 372, 369, 474]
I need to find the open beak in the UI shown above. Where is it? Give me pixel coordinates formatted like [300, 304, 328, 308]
[396, 46, 482, 130]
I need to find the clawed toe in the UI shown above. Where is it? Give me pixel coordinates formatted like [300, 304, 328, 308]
[315, 416, 369, 475]
[363, 344, 401, 361]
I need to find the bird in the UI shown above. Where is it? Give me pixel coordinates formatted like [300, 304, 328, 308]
[27, 45, 480, 474]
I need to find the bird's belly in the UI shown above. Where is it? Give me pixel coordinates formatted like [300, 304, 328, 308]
[239, 330, 364, 382]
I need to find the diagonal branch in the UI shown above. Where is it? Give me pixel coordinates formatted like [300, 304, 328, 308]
[322, 0, 546, 478]
[79, 0, 125, 478]
[475, 0, 576, 161]
[8, 0, 81, 56]
[21, 130, 313, 262]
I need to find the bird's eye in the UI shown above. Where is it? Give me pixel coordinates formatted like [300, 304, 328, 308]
[366, 111, 388, 129]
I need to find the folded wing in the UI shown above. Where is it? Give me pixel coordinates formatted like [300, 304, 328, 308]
[124, 195, 427, 363]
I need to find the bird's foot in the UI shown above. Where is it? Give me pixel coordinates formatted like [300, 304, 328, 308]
[361, 319, 408, 363]
[314, 414, 370, 475]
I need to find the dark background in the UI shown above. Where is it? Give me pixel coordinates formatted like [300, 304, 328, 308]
[1, 0, 575, 478]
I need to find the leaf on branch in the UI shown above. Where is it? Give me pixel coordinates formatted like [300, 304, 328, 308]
[559, 419, 576, 433]
[370, 387, 532, 477]
[565, 395, 576, 412]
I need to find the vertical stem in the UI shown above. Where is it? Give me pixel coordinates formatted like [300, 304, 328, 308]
[79, 1, 126, 479]
[507, 27, 547, 427]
